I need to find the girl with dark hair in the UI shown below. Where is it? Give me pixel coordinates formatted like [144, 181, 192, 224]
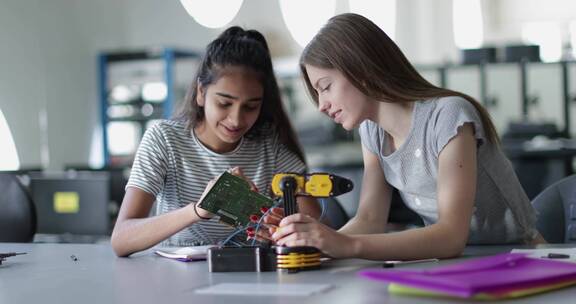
[111, 26, 319, 257]
[272, 13, 545, 260]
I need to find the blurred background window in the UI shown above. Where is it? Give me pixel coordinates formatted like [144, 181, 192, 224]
[453, 0, 484, 49]
[0, 108, 20, 171]
[522, 22, 563, 62]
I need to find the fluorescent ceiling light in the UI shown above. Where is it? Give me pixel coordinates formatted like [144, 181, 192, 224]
[180, 0, 243, 29]
[280, 0, 336, 48]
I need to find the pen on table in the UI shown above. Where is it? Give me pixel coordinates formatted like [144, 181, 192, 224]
[0, 252, 26, 257]
[383, 258, 439, 268]
[0, 252, 26, 265]
[542, 253, 570, 259]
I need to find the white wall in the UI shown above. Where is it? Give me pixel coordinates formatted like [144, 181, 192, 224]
[396, 0, 457, 65]
[485, 0, 576, 44]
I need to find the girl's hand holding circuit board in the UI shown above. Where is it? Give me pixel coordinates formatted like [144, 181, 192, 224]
[194, 166, 259, 221]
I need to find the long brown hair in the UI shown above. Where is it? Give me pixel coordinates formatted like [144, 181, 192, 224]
[299, 13, 499, 145]
[174, 26, 306, 162]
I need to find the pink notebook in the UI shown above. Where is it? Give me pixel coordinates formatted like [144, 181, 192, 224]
[359, 253, 576, 298]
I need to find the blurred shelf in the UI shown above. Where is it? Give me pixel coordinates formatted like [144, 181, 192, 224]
[98, 48, 200, 167]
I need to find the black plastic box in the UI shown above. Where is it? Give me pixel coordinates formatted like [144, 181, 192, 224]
[461, 47, 497, 64]
[208, 247, 277, 272]
[503, 45, 540, 62]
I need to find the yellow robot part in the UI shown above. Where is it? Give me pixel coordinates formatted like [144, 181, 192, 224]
[271, 173, 334, 197]
[304, 174, 333, 197]
[271, 173, 305, 196]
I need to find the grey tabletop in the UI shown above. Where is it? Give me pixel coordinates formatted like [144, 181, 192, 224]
[1, 243, 575, 304]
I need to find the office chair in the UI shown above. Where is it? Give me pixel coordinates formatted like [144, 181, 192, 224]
[531, 174, 576, 243]
[0, 173, 37, 242]
[320, 197, 349, 230]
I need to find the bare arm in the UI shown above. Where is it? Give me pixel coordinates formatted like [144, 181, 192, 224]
[338, 145, 393, 234]
[110, 187, 206, 257]
[348, 123, 477, 259]
[274, 124, 477, 260]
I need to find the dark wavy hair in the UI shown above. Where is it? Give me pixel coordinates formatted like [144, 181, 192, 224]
[300, 13, 499, 145]
[174, 26, 305, 162]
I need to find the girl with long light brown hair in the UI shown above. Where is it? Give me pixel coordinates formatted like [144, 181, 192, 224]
[272, 13, 545, 260]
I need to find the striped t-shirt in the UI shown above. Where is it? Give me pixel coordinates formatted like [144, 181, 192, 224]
[359, 96, 538, 244]
[127, 120, 306, 247]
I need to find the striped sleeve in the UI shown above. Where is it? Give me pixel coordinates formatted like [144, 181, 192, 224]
[127, 124, 169, 196]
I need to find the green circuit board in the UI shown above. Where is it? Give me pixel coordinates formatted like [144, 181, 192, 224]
[198, 172, 274, 227]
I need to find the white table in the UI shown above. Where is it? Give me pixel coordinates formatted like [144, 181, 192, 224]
[1, 243, 575, 304]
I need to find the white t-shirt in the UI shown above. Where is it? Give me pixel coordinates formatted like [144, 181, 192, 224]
[127, 120, 306, 246]
[359, 96, 537, 244]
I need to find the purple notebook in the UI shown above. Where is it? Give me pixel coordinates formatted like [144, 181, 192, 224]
[359, 253, 576, 298]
